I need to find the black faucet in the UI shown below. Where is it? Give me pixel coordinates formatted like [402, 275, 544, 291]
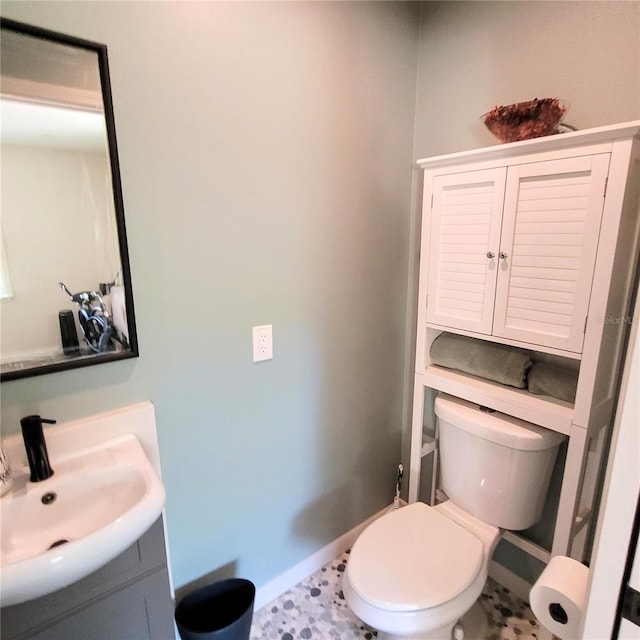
[20, 415, 57, 482]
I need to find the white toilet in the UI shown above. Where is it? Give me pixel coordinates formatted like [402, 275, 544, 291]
[343, 393, 565, 640]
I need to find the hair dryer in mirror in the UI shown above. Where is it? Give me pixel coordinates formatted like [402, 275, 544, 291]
[59, 280, 129, 354]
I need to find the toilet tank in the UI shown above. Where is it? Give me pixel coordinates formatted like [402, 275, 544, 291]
[435, 394, 566, 531]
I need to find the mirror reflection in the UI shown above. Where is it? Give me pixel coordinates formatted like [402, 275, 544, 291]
[0, 19, 138, 381]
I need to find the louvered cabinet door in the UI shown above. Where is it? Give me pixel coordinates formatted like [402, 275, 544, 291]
[493, 154, 610, 352]
[426, 168, 506, 334]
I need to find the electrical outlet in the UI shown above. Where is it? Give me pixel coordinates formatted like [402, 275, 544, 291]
[252, 325, 273, 362]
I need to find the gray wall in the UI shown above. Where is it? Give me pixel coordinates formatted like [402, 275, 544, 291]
[0, 1, 419, 590]
[414, 1, 640, 157]
[2, 0, 639, 603]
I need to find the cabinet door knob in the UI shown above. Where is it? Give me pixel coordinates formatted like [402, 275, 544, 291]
[500, 252, 509, 259]
[486, 251, 495, 259]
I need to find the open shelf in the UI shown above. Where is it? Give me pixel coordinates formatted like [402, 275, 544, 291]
[502, 531, 552, 564]
[421, 365, 574, 435]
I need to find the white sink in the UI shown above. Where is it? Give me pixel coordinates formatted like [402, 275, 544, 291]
[0, 433, 165, 607]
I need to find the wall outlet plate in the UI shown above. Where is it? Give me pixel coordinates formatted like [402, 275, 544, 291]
[253, 325, 273, 362]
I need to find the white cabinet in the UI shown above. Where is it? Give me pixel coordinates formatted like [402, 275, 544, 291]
[426, 168, 505, 335]
[426, 153, 610, 353]
[410, 121, 640, 597]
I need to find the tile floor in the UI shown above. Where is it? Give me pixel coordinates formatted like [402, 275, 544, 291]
[250, 549, 541, 640]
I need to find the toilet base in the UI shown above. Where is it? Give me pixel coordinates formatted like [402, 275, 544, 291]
[374, 602, 488, 640]
[377, 624, 452, 640]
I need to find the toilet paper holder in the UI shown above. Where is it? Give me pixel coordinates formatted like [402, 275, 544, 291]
[548, 602, 568, 625]
[530, 555, 589, 640]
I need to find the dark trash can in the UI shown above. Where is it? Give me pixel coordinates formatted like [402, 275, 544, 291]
[175, 578, 255, 640]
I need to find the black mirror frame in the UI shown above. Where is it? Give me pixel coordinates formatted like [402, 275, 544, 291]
[0, 18, 139, 382]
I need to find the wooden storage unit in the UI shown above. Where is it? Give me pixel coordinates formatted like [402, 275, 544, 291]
[409, 122, 640, 585]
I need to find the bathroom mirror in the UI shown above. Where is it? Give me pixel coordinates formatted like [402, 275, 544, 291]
[0, 18, 138, 381]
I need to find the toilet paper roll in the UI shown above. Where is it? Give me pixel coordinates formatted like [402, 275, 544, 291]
[530, 555, 589, 640]
[110, 286, 128, 341]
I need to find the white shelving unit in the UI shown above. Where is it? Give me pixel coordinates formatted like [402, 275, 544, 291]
[409, 122, 640, 577]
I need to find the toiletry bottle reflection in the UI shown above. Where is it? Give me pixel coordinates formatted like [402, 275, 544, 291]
[0, 447, 12, 496]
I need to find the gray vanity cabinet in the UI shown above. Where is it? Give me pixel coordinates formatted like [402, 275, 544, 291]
[1, 518, 175, 640]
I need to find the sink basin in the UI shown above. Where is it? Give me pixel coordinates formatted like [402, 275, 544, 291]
[0, 434, 165, 607]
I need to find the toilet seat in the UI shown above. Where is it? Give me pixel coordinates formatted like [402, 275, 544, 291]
[347, 503, 484, 612]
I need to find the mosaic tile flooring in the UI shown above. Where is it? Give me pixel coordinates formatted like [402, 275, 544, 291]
[250, 549, 540, 640]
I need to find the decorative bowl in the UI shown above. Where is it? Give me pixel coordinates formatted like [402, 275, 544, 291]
[481, 98, 568, 143]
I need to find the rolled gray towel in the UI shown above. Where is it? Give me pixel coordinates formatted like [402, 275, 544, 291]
[528, 362, 578, 403]
[430, 333, 532, 388]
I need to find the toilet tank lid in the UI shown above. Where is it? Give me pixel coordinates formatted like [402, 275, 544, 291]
[435, 394, 566, 451]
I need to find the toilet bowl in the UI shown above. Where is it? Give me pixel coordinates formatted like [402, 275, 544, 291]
[343, 501, 500, 640]
[343, 393, 565, 640]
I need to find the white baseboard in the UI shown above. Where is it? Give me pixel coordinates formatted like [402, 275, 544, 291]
[488, 559, 533, 604]
[254, 502, 400, 611]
